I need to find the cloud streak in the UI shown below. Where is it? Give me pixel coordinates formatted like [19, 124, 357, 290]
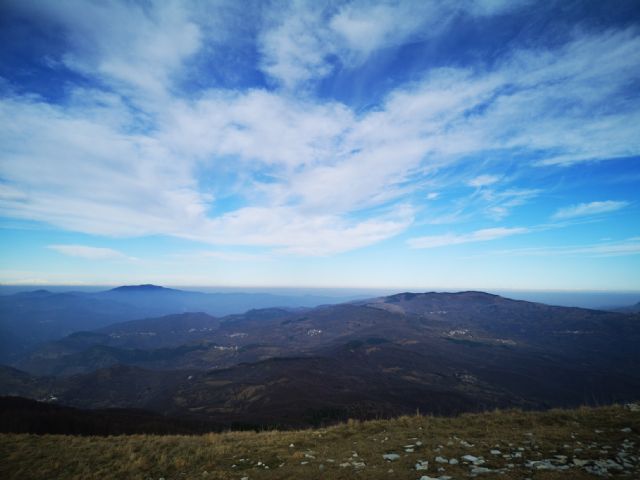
[488, 237, 640, 258]
[552, 201, 629, 220]
[408, 227, 529, 249]
[48, 244, 130, 260]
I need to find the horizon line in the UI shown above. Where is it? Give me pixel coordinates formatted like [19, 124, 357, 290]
[1, 283, 639, 294]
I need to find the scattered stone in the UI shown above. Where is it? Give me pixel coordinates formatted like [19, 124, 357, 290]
[470, 466, 492, 474]
[625, 402, 640, 412]
[383, 453, 401, 461]
[449, 458, 459, 465]
[490, 449, 501, 455]
[415, 460, 429, 470]
[462, 454, 479, 463]
[526, 460, 557, 470]
[435, 456, 448, 463]
[621, 427, 632, 433]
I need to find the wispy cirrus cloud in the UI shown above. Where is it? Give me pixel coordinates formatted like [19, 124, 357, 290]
[467, 174, 500, 188]
[408, 227, 529, 249]
[258, 0, 533, 88]
[48, 244, 131, 260]
[4, 0, 201, 97]
[488, 237, 640, 258]
[552, 201, 629, 220]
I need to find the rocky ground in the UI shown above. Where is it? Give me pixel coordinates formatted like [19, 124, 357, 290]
[1, 403, 639, 479]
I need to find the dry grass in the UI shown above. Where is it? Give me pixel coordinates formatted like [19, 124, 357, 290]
[1, 404, 639, 479]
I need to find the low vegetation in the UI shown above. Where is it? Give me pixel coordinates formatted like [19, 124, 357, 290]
[2, 403, 638, 479]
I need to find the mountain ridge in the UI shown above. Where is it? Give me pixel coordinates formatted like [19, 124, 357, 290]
[3, 290, 640, 428]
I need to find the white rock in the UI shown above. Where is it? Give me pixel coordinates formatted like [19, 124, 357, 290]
[415, 460, 429, 470]
[490, 449, 501, 455]
[383, 453, 401, 461]
[470, 466, 492, 474]
[449, 458, 459, 465]
[435, 456, 448, 463]
[462, 454, 479, 463]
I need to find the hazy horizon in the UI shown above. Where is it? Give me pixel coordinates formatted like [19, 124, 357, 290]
[1, 283, 638, 309]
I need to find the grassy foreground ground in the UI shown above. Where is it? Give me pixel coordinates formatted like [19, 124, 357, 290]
[1, 404, 639, 479]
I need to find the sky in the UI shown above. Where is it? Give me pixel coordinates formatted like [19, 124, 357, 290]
[0, 0, 639, 290]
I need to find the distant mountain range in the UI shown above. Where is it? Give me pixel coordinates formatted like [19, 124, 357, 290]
[2, 289, 640, 429]
[0, 284, 358, 361]
[615, 301, 640, 313]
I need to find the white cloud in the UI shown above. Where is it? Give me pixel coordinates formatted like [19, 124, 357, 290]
[467, 174, 500, 187]
[173, 250, 272, 262]
[490, 237, 640, 258]
[329, 1, 435, 59]
[48, 244, 129, 260]
[257, 0, 530, 87]
[552, 201, 629, 220]
[408, 226, 529, 248]
[203, 205, 414, 256]
[467, 0, 533, 16]
[6, 0, 201, 96]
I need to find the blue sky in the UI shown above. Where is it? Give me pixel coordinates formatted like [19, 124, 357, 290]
[0, 0, 639, 290]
